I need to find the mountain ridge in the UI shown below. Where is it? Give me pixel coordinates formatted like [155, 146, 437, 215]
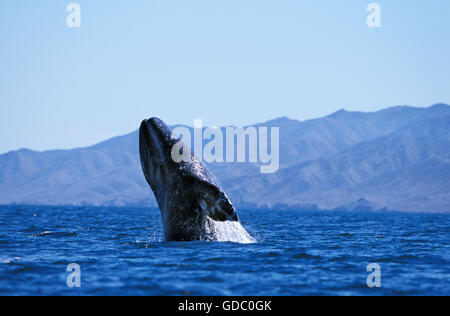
[1, 103, 449, 213]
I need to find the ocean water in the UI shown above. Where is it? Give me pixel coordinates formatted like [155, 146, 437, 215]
[0, 205, 449, 296]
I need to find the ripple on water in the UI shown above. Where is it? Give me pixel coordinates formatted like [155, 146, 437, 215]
[0, 206, 449, 295]
[262, 251, 283, 258]
[33, 231, 77, 238]
[291, 252, 322, 260]
[1, 257, 21, 264]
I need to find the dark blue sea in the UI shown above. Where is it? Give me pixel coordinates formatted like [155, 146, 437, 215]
[0, 205, 448, 296]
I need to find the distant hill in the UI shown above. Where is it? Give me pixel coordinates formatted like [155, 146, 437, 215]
[223, 113, 450, 213]
[1, 103, 449, 213]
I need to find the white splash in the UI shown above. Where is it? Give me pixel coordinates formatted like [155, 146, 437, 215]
[205, 217, 256, 244]
[1, 257, 21, 264]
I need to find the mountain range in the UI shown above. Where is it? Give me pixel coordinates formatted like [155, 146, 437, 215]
[1, 103, 449, 213]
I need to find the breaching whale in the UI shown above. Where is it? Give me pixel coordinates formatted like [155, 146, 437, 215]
[139, 117, 255, 243]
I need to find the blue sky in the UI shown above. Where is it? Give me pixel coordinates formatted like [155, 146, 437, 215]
[1, 0, 449, 153]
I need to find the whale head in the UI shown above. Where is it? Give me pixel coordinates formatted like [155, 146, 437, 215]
[139, 117, 243, 242]
[139, 118, 179, 200]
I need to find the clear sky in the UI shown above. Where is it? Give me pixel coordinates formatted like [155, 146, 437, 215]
[1, 0, 449, 153]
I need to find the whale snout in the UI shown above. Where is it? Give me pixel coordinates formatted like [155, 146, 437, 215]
[139, 118, 172, 155]
[139, 117, 180, 193]
[140, 118, 173, 145]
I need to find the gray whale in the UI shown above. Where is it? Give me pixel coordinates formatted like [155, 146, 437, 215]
[139, 117, 255, 243]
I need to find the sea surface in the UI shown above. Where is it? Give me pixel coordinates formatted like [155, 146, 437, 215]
[0, 205, 449, 296]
